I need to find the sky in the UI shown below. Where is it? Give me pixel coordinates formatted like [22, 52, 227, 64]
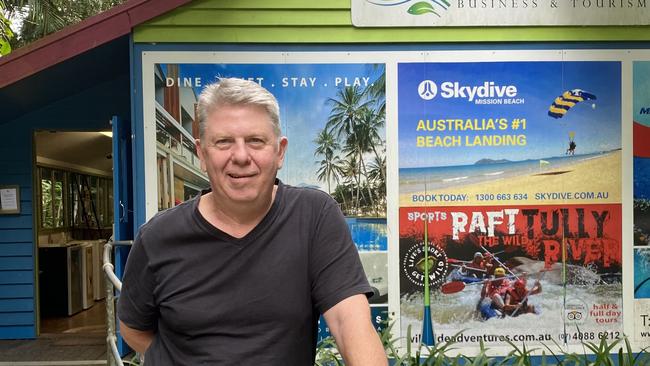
[161, 63, 385, 189]
[398, 61, 622, 168]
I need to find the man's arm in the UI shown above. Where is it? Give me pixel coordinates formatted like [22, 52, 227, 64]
[119, 320, 154, 354]
[323, 294, 387, 366]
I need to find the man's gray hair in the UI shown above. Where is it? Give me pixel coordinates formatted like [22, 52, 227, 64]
[197, 77, 281, 140]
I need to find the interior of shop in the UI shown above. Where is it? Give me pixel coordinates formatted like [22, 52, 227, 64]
[34, 131, 113, 336]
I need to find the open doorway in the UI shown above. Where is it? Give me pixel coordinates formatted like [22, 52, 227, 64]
[33, 131, 113, 338]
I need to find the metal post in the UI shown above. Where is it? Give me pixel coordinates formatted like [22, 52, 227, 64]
[104, 240, 131, 366]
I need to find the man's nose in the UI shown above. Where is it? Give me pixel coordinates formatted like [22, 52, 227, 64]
[230, 140, 251, 164]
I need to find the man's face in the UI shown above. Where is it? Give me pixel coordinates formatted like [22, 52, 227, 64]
[196, 104, 287, 207]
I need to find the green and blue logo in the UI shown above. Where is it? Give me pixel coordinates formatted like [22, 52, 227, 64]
[366, 0, 450, 17]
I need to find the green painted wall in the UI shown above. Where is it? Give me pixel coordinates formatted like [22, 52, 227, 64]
[133, 0, 650, 43]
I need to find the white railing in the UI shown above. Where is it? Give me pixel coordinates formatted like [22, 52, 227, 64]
[103, 239, 133, 366]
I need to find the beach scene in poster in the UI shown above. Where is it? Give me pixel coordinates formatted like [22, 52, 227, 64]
[398, 61, 621, 207]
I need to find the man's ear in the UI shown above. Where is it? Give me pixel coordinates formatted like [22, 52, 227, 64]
[195, 138, 207, 172]
[277, 136, 288, 170]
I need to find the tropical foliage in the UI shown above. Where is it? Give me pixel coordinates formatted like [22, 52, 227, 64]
[316, 321, 650, 365]
[1, 0, 124, 53]
[0, 0, 13, 55]
[314, 72, 386, 216]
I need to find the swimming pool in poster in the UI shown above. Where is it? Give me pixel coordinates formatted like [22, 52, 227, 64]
[346, 217, 387, 251]
[635, 248, 650, 298]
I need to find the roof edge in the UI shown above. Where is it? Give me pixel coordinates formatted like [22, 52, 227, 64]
[0, 0, 192, 88]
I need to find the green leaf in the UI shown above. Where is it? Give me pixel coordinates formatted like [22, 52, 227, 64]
[407, 2, 439, 16]
[0, 39, 10, 55]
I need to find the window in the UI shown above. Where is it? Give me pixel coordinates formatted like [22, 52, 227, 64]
[40, 168, 65, 229]
[38, 167, 113, 230]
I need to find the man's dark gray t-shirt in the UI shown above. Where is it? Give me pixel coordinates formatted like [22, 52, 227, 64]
[118, 181, 372, 365]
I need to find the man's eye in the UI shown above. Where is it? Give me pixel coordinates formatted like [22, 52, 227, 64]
[213, 140, 232, 148]
[247, 138, 266, 146]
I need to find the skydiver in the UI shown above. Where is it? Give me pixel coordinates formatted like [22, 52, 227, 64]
[566, 140, 576, 155]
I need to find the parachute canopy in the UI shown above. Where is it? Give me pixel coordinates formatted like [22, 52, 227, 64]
[548, 89, 597, 119]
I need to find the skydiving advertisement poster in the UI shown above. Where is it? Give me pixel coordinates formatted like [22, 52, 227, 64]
[633, 61, 650, 344]
[397, 61, 623, 349]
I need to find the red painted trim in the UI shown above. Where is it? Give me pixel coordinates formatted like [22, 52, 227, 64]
[634, 121, 650, 158]
[0, 0, 192, 88]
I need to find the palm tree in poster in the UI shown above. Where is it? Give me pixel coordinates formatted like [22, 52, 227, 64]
[327, 86, 376, 214]
[314, 128, 341, 195]
[340, 153, 361, 214]
[323, 70, 387, 216]
[364, 70, 386, 117]
[326, 85, 373, 140]
[358, 107, 386, 184]
[342, 118, 378, 215]
[314, 128, 351, 212]
[367, 154, 386, 208]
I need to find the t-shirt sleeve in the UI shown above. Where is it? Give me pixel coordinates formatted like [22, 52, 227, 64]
[117, 228, 158, 331]
[310, 198, 373, 314]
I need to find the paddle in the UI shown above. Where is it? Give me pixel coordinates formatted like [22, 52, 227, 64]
[480, 244, 519, 280]
[440, 281, 465, 294]
[447, 258, 471, 264]
[440, 275, 518, 294]
[448, 263, 487, 273]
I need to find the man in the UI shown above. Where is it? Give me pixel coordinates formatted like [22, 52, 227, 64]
[465, 252, 486, 278]
[566, 140, 576, 155]
[503, 278, 542, 316]
[478, 267, 511, 319]
[118, 78, 387, 365]
[482, 252, 497, 276]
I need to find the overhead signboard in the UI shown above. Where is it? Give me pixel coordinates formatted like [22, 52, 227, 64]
[351, 0, 650, 26]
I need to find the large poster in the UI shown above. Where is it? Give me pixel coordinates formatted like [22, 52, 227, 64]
[141, 50, 643, 356]
[398, 61, 623, 349]
[149, 62, 389, 337]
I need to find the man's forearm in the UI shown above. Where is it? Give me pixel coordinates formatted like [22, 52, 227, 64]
[335, 319, 387, 366]
[324, 295, 388, 366]
[119, 320, 154, 354]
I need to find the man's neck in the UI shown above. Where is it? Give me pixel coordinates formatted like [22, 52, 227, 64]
[198, 185, 277, 239]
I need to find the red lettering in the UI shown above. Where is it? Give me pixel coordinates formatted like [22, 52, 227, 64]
[544, 240, 560, 267]
[583, 240, 602, 265]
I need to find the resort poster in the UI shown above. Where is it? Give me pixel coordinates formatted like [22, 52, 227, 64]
[633, 61, 650, 343]
[152, 62, 389, 337]
[397, 61, 623, 349]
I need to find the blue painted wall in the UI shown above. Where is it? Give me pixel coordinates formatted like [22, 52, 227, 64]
[0, 75, 129, 339]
